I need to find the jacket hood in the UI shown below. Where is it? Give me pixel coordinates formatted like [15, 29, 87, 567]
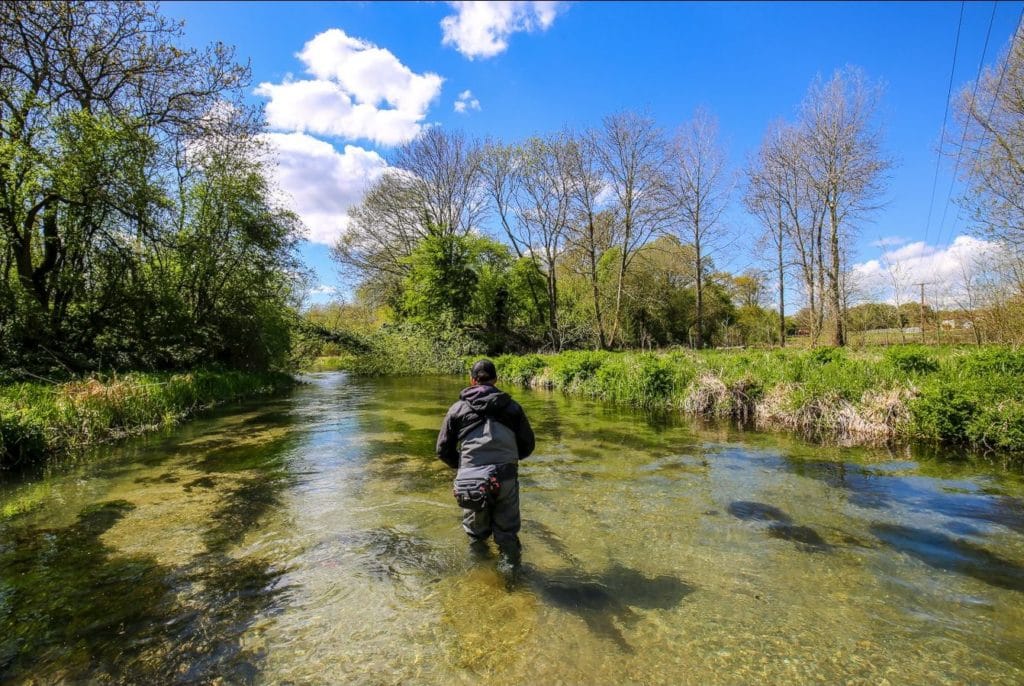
[459, 384, 512, 416]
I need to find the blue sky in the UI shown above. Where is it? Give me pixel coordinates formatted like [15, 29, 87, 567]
[163, 1, 1023, 305]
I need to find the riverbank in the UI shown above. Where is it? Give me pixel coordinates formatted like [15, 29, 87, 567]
[491, 346, 1024, 454]
[0, 370, 294, 470]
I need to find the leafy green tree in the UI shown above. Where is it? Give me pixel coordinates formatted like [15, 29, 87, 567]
[0, 1, 272, 375]
[401, 230, 480, 329]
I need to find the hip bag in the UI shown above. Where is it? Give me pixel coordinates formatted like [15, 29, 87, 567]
[452, 463, 516, 511]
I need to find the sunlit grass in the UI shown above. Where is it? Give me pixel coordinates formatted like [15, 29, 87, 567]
[491, 345, 1024, 454]
[0, 371, 294, 469]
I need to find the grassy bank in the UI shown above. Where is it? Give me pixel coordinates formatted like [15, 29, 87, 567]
[0, 370, 294, 470]
[490, 346, 1024, 454]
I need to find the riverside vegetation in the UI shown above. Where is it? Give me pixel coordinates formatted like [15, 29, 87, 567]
[0, 371, 293, 470]
[314, 338, 1024, 456]
[5, 2, 1024, 470]
[492, 346, 1024, 454]
[0, 4, 305, 469]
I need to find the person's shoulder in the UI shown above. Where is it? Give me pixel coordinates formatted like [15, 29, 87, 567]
[502, 393, 527, 416]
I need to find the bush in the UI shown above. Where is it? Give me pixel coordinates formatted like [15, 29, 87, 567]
[549, 350, 609, 387]
[967, 400, 1024, 451]
[954, 347, 1024, 378]
[807, 347, 846, 366]
[884, 345, 939, 374]
[485, 345, 1023, 454]
[632, 354, 676, 406]
[494, 354, 546, 386]
[346, 323, 479, 376]
[0, 371, 293, 470]
[910, 380, 977, 443]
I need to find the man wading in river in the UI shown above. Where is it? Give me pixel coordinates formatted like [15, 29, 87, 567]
[436, 359, 535, 572]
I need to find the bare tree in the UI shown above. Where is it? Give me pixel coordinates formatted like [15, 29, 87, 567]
[331, 173, 425, 304]
[765, 123, 828, 344]
[667, 108, 732, 348]
[389, 127, 486, 236]
[878, 246, 909, 343]
[594, 111, 673, 347]
[480, 135, 573, 349]
[332, 128, 484, 302]
[745, 122, 792, 346]
[516, 135, 574, 349]
[955, 23, 1024, 249]
[798, 67, 891, 346]
[563, 130, 618, 349]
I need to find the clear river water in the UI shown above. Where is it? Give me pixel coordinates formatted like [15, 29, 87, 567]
[2, 372, 1024, 685]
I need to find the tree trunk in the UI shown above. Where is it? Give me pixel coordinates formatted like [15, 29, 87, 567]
[828, 204, 845, 346]
[587, 219, 608, 349]
[610, 216, 631, 348]
[694, 241, 704, 348]
[777, 208, 786, 347]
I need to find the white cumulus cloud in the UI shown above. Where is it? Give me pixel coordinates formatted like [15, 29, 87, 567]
[263, 132, 388, 245]
[851, 235, 998, 304]
[441, 1, 565, 59]
[255, 29, 443, 146]
[454, 89, 481, 113]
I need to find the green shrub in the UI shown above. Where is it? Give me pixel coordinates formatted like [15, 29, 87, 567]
[346, 323, 478, 376]
[549, 350, 609, 387]
[807, 347, 846, 366]
[966, 400, 1024, 452]
[495, 354, 546, 386]
[954, 347, 1024, 378]
[911, 380, 977, 443]
[0, 371, 293, 469]
[632, 354, 676, 406]
[884, 345, 940, 374]
[0, 408, 47, 469]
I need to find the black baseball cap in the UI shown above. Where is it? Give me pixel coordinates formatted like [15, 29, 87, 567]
[471, 359, 497, 383]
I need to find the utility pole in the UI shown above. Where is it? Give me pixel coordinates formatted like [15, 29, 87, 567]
[914, 282, 931, 344]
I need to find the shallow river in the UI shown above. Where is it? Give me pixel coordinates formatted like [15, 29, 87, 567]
[2, 372, 1024, 684]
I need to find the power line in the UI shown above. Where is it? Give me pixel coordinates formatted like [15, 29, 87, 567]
[931, 0, 1001, 259]
[922, 1, 965, 248]
[925, 2, 1024, 294]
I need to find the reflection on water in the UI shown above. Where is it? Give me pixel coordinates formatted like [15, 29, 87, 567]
[1, 372, 1024, 684]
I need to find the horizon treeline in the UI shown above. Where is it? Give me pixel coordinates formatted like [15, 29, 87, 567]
[3, 3, 1021, 382]
[325, 26, 1024, 355]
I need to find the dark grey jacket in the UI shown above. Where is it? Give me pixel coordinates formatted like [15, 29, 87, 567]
[436, 384, 535, 469]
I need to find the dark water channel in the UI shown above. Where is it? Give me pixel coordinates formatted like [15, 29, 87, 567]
[2, 372, 1024, 684]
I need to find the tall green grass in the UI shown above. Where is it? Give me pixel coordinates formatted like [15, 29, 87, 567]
[490, 345, 1024, 454]
[0, 370, 293, 469]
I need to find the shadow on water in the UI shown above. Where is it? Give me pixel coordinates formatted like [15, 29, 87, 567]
[728, 501, 832, 553]
[870, 523, 1024, 593]
[523, 518, 578, 565]
[0, 499, 291, 683]
[728, 500, 791, 522]
[525, 563, 695, 653]
[0, 406, 304, 682]
[204, 475, 288, 552]
[766, 523, 831, 552]
[782, 456, 1024, 536]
